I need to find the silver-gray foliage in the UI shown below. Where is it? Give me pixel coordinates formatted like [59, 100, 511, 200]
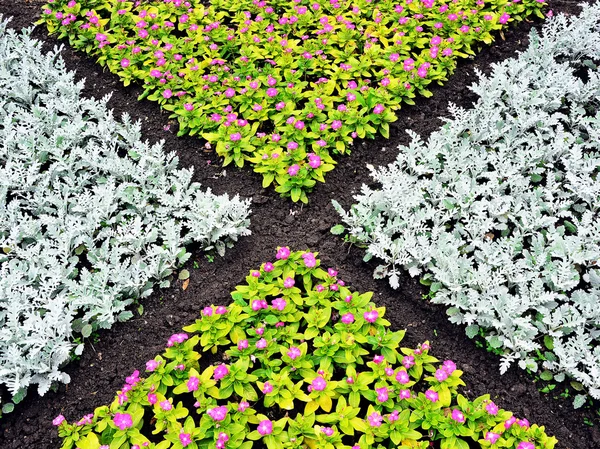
[0, 20, 251, 404]
[335, 4, 600, 402]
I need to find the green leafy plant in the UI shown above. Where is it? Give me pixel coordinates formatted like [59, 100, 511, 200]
[40, 0, 545, 202]
[54, 249, 556, 449]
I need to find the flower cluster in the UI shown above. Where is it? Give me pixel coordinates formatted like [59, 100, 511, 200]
[40, 0, 546, 202]
[54, 249, 556, 449]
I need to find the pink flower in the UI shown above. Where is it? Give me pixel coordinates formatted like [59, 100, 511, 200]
[388, 410, 399, 422]
[52, 415, 65, 426]
[373, 104, 384, 114]
[442, 360, 456, 374]
[216, 306, 227, 315]
[160, 400, 172, 411]
[264, 262, 274, 272]
[238, 339, 249, 350]
[341, 313, 354, 324]
[331, 120, 343, 130]
[389, 53, 400, 62]
[425, 390, 439, 402]
[485, 401, 499, 415]
[517, 443, 534, 449]
[147, 393, 157, 404]
[311, 376, 327, 391]
[367, 412, 383, 427]
[120, 58, 130, 68]
[258, 420, 273, 435]
[288, 164, 300, 176]
[402, 355, 415, 369]
[287, 346, 301, 359]
[485, 432, 501, 444]
[363, 310, 379, 323]
[208, 406, 228, 421]
[230, 132, 241, 142]
[184, 103, 194, 111]
[187, 376, 199, 392]
[113, 413, 133, 430]
[262, 381, 274, 394]
[266, 88, 278, 97]
[505, 416, 516, 429]
[283, 277, 295, 288]
[499, 13, 510, 24]
[238, 401, 250, 412]
[395, 370, 410, 384]
[373, 355, 385, 364]
[163, 89, 172, 99]
[435, 369, 449, 382]
[376, 387, 389, 402]
[399, 389, 411, 399]
[180, 433, 192, 447]
[276, 247, 290, 259]
[214, 364, 229, 380]
[308, 154, 322, 168]
[167, 333, 188, 347]
[272, 298, 287, 311]
[256, 338, 267, 349]
[451, 409, 465, 423]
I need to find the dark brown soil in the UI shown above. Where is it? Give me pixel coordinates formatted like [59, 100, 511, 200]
[0, 1, 597, 448]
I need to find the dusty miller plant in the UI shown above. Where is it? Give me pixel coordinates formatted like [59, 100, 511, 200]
[0, 18, 251, 412]
[335, 3, 600, 407]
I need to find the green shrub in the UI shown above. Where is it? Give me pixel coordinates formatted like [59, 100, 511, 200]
[40, 0, 545, 202]
[55, 249, 556, 449]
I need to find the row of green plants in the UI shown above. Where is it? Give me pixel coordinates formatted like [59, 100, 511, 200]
[55, 249, 556, 449]
[40, 0, 546, 202]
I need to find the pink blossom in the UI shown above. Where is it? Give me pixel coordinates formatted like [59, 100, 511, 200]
[505, 416, 516, 429]
[262, 381, 274, 394]
[238, 339, 249, 350]
[160, 400, 172, 411]
[485, 401, 499, 415]
[395, 370, 410, 384]
[517, 443, 534, 449]
[272, 298, 287, 311]
[399, 389, 411, 399]
[52, 415, 65, 426]
[373, 104, 384, 114]
[207, 405, 228, 421]
[147, 393, 157, 404]
[402, 355, 415, 369]
[238, 401, 250, 412]
[266, 88, 278, 97]
[288, 164, 300, 176]
[276, 247, 290, 259]
[230, 132, 242, 141]
[499, 13, 510, 24]
[485, 432, 501, 444]
[183, 103, 194, 111]
[451, 409, 465, 423]
[435, 369, 449, 382]
[257, 420, 273, 435]
[187, 376, 199, 392]
[376, 387, 389, 402]
[214, 364, 229, 381]
[425, 389, 439, 402]
[256, 338, 267, 349]
[120, 58, 130, 68]
[388, 410, 399, 422]
[367, 412, 383, 427]
[287, 346, 301, 359]
[363, 310, 379, 323]
[311, 376, 327, 391]
[113, 413, 133, 430]
[179, 433, 192, 447]
[341, 313, 354, 324]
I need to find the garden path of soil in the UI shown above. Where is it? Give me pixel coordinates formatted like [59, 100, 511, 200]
[0, 1, 597, 448]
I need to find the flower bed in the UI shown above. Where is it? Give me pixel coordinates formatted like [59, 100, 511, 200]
[334, 4, 600, 406]
[0, 18, 251, 412]
[55, 249, 555, 449]
[39, 0, 545, 202]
